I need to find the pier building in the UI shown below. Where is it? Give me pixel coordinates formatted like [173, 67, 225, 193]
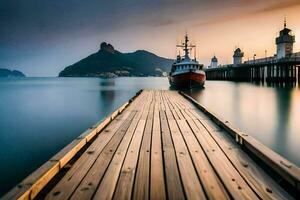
[233, 48, 244, 66]
[276, 19, 295, 59]
[209, 55, 218, 68]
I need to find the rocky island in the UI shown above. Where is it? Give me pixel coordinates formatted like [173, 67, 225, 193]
[59, 42, 173, 78]
[0, 68, 25, 77]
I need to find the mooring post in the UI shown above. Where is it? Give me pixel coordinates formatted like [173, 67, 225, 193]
[298, 66, 300, 84]
[262, 66, 265, 83]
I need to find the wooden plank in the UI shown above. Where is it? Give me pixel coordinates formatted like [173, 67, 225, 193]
[69, 112, 138, 200]
[162, 93, 207, 200]
[189, 119, 259, 199]
[50, 138, 86, 168]
[164, 92, 230, 200]
[78, 117, 110, 142]
[132, 99, 155, 200]
[106, 110, 149, 199]
[159, 110, 185, 200]
[72, 93, 152, 200]
[170, 92, 292, 199]
[180, 91, 300, 191]
[176, 119, 230, 200]
[159, 91, 166, 111]
[150, 96, 166, 200]
[168, 91, 194, 109]
[201, 119, 222, 132]
[164, 94, 184, 120]
[165, 93, 186, 120]
[46, 111, 136, 200]
[174, 91, 298, 198]
[243, 136, 300, 191]
[186, 108, 209, 120]
[210, 130, 293, 200]
[183, 95, 292, 199]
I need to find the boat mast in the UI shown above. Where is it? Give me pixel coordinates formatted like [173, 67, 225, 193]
[176, 33, 196, 60]
[184, 34, 189, 59]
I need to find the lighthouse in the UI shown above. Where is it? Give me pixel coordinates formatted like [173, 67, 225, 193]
[276, 18, 295, 59]
[233, 48, 244, 66]
[210, 55, 218, 68]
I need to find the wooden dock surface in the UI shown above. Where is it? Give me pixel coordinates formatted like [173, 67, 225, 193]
[3, 90, 300, 200]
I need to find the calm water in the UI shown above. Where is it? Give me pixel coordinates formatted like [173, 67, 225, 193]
[0, 77, 299, 195]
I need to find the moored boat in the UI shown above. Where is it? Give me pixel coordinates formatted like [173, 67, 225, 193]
[168, 34, 206, 88]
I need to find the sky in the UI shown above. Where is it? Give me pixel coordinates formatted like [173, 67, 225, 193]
[1, 0, 300, 76]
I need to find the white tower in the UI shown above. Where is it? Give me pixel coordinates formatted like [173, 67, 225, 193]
[233, 48, 244, 66]
[210, 55, 218, 68]
[276, 18, 295, 59]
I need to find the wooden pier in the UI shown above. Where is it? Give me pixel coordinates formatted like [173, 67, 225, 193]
[3, 90, 300, 200]
[205, 56, 300, 85]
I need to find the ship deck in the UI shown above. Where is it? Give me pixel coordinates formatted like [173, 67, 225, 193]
[3, 90, 299, 200]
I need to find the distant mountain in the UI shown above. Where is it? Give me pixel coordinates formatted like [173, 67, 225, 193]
[0, 68, 25, 77]
[59, 42, 173, 77]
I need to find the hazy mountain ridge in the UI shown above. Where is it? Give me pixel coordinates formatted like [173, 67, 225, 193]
[0, 68, 26, 77]
[59, 42, 173, 77]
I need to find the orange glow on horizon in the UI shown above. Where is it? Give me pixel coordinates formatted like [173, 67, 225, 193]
[115, 3, 300, 66]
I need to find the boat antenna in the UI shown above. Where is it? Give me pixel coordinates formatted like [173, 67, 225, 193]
[184, 33, 189, 59]
[194, 45, 197, 61]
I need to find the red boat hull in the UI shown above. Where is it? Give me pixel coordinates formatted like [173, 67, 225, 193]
[168, 71, 206, 88]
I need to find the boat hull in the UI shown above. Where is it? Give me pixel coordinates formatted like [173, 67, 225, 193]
[168, 71, 206, 89]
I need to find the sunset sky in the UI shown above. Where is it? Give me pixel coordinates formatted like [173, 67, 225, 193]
[1, 0, 300, 76]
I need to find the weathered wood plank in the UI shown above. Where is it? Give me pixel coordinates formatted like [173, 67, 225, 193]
[176, 119, 230, 200]
[50, 138, 86, 168]
[132, 99, 154, 200]
[164, 92, 230, 200]
[109, 115, 148, 199]
[70, 112, 138, 200]
[150, 94, 166, 200]
[210, 130, 293, 200]
[162, 92, 207, 200]
[46, 111, 136, 200]
[178, 91, 293, 200]
[164, 93, 185, 120]
[180, 91, 300, 192]
[86, 91, 152, 200]
[160, 109, 185, 200]
[189, 119, 259, 200]
[70, 92, 152, 200]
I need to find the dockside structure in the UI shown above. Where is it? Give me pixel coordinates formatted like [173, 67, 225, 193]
[206, 20, 300, 85]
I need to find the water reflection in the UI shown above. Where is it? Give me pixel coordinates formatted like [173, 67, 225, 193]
[273, 89, 291, 155]
[100, 90, 116, 108]
[99, 79, 115, 86]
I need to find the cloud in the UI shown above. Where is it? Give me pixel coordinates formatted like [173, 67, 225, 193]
[193, 0, 300, 27]
[254, 0, 300, 13]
